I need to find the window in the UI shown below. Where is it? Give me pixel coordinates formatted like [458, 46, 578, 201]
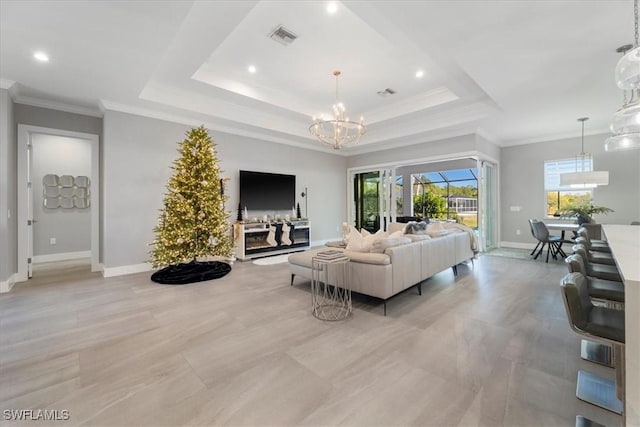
[411, 168, 478, 228]
[544, 158, 592, 216]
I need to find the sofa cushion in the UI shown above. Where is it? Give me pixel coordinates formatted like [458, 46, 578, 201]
[343, 250, 391, 265]
[370, 236, 412, 253]
[406, 234, 431, 242]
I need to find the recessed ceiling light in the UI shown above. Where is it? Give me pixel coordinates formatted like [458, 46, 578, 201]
[248, 65, 257, 74]
[33, 51, 49, 62]
[327, 2, 338, 14]
[415, 70, 424, 78]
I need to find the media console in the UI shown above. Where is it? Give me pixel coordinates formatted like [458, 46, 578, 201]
[234, 220, 310, 261]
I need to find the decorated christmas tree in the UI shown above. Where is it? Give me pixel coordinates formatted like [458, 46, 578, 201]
[150, 126, 233, 268]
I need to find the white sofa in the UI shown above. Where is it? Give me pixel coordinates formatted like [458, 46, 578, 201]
[288, 230, 475, 315]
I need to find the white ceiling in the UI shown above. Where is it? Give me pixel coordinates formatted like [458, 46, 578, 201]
[0, 0, 634, 154]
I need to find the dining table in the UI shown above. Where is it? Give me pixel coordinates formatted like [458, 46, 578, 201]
[544, 222, 579, 257]
[545, 222, 579, 239]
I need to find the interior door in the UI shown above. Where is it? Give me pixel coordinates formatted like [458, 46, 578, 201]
[27, 139, 34, 278]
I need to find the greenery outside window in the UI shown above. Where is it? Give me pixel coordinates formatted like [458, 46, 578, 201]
[544, 158, 592, 217]
[412, 169, 478, 229]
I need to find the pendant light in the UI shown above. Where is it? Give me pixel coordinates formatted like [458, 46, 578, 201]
[605, 0, 640, 151]
[560, 118, 609, 188]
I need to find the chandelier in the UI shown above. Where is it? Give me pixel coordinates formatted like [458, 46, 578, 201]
[560, 118, 609, 188]
[309, 71, 365, 149]
[605, 0, 640, 151]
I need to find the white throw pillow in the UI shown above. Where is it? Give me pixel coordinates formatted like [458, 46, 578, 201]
[387, 222, 406, 234]
[389, 230, 405, 239]
[370, 237, 412, 253]
[426, 222, 452, 238]
[347, 228, 385, 252]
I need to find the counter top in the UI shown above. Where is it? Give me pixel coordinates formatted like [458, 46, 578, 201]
[602, 224, 640, 426]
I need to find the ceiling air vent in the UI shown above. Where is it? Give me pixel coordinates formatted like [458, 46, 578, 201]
[377, 88, 396, 97]
[268, 25, 298, 46]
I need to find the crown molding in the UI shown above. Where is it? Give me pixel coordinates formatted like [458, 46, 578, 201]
[343, 125, 478, 156]
[99, 99, 343, 155]
[475, 127, 501, 145]
[0, 79, 16, 90]
[13, 94, 103, 118]
[500, 127, 611, 147]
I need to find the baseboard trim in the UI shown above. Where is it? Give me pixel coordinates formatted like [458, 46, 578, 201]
[499, 241, 536, 250]
[102, 263, 153, 278]
[33, 251, 91, 264]
[0, 274, 17, 293]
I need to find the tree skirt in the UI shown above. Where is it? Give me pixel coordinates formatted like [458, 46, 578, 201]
[151, 260, 231, 285]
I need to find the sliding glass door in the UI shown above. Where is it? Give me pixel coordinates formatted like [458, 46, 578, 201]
[479, 160, 497, 251]
[352, 169, 396, 232]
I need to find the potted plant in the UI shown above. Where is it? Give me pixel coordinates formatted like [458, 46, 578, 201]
[560, 203, 614, 225]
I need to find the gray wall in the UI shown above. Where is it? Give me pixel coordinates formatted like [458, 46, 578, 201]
[500, 133, 640, 245]
[31, 134, 91, 257]
[0, 89, 17, 283]
[102, 110, 347, 268]
[347, 134, 477, 168]
[15, 104, 102, 136]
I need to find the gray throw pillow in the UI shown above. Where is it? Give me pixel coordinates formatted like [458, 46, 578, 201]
[404, 221, 428, 235]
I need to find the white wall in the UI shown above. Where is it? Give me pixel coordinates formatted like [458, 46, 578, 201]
[500, 133, 640, 246]
[0, 89, 17, 287]
[102, 110, 347, 270]
[31, 134, 91, 257]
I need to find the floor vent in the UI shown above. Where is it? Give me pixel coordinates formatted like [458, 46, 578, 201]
[268, 25, 298, 46]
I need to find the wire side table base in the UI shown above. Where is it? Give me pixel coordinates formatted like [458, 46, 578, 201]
[311, 257, 351, 321]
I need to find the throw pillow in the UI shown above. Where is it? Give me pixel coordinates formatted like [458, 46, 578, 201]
[389, 230, 405, 239]
[347, 228, 385, 252]
[370, 237, 412, 253]
[426, 222, 453, 238]
[387, 222, 406, 234]
[405, 221, 428, 235]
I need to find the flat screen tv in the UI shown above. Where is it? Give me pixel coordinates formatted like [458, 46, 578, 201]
[239, 170, 296, 211]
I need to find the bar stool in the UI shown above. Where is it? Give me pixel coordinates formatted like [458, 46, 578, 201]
[571, 246, 622, 282]
[560, 272, 625, 416]
[565, 254, 625, 306]
[566, 254, 625, 367]
[572, 241, 616, 266]
[577, 228, 610, 253]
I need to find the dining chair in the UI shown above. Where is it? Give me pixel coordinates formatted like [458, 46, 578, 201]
[528, 219, 542, 255]
[530, 219, 564, 262]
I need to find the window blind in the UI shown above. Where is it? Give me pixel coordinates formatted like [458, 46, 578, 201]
[544, 158, 593, 191]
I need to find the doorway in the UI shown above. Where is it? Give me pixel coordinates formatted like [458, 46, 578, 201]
[17, 125, 100, 281]
[352, 169, 396, 233]
[348, 155, 499, 252]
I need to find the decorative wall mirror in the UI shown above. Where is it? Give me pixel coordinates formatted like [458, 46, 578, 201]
[42, 174, 91, 209]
